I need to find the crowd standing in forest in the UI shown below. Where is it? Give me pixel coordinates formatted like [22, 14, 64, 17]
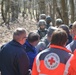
[0, 13, 76, 75]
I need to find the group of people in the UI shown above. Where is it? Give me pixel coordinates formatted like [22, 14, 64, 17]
[0, 13, 76, 75]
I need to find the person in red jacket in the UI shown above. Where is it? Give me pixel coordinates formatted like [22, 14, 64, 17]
[32, 29, 72, 75]
[65, 50, 76, 75]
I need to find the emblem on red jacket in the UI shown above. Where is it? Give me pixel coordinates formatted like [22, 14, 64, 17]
[44, 53, 60, 70]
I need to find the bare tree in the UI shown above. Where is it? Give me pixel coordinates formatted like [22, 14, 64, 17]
[1, 0, 11, 29]
[60, 0, 69, 25]
[69, 0, 74, 23]
[38, 0, 45, 14]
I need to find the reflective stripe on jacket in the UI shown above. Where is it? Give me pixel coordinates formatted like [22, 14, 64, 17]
[66, 50, 76, 75]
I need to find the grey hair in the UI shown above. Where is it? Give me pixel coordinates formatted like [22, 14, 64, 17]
[13, 28, 26, 41]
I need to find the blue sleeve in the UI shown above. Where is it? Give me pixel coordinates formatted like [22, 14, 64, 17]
[26, 52, 37, 69]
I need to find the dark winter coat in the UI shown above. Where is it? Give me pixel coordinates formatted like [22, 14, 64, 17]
[0, 40, 30, 75]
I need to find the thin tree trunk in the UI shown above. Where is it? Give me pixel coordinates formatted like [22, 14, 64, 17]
[61, 0, 69, 25]
[69, 0, 74, 23]
[38, 0, 45, 14]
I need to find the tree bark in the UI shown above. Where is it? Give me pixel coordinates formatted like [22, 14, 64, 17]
[38, 0, 45, 14]
[60, 0, 69, 25]
[69, 0, 74, 23]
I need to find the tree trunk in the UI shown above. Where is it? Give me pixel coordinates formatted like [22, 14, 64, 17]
[69, 0, 74, 23]
[52, 0, 56, 26]
[61, 0, 69, 25]
[11, 0, 19, 21]
[49, 3, 52, 17]
[38, 0, 45, 14]
[1, 0, 8, 23]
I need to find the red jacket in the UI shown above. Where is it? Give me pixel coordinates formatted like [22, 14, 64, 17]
[67, 50, 76, 75]
[32, 45, 72, 75]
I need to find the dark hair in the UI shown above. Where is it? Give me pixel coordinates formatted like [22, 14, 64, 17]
[51, 29, 68, 46]
[27, 32, 40, 43]
[59, 24, 69, 35]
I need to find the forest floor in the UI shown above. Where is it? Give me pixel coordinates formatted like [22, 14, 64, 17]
[0, 17, 37, 47]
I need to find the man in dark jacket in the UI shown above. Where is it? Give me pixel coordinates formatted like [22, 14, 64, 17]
[0, 28, 30, 75]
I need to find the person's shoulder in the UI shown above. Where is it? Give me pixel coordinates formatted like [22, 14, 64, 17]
[0, 44, 5, 50]
[0, 42, 9, 51]
[37, 41, 46, 47]
[41, 35, 47, 41]
[66, 40, 71, 46]
[66, 40, 73, 46]
[36, 48, 50, 58]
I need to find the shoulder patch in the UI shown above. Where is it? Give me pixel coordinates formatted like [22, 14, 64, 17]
[44, 53, 60, 70]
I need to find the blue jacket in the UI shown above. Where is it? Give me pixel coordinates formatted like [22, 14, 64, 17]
[0, 40, 30, 75]
[24, 40, 37, 69]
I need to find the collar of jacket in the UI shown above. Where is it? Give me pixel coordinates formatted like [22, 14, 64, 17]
[49, 44, 72, 53]
[25, 40, 34, 48]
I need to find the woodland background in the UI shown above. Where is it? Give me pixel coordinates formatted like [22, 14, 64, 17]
[0, 0, 76, 46]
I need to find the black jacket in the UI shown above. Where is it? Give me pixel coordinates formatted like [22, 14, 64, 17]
[0, 40, 30, 75]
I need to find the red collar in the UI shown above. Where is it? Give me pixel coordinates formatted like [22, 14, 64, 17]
[49, 44, 72, 53]
[74, 36, 76, 40]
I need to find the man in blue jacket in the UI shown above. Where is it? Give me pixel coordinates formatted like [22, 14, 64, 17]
[24, 32, 40, 69]
[0, 28, 30, 75]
